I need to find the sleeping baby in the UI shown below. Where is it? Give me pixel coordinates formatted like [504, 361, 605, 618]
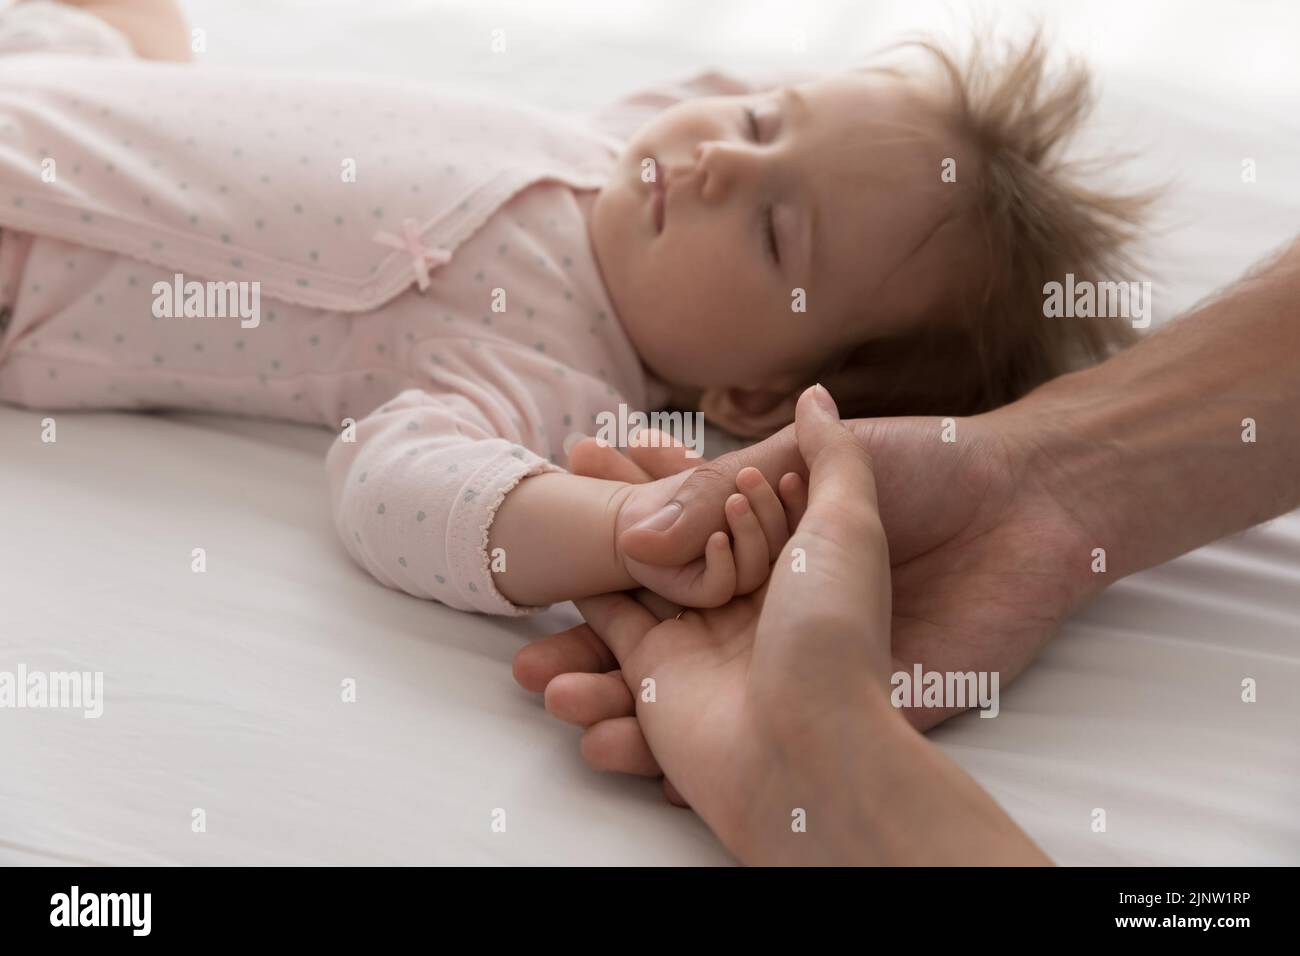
[0, 0, 1147, 615]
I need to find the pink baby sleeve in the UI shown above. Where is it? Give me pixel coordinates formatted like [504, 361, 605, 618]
[325, 366, 565, 616]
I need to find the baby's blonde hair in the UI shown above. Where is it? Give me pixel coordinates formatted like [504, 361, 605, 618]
[821, 27, 1154, 420]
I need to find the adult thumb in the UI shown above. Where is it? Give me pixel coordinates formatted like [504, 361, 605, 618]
[795, 385, 881, 526]
[761, 386, 892, 673]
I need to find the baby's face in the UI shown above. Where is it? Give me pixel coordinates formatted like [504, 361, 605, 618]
[591, 72, 960, 397]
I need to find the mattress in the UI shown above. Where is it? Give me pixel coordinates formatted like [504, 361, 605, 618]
[1, 0, 1297, 865]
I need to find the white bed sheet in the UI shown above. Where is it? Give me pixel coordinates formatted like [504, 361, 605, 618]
[2, 0, 1298, 865]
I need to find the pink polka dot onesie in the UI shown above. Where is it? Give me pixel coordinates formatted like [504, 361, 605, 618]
[0, 3, 706, 615]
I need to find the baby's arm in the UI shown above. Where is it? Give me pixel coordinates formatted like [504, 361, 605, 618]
[329, 394, 746, 613]
[40, 0, 191, 61]
[485, 471, 636, 606]
[493, 458, 805, 609]
[490, 463, 769, 608]
[326, 340, 759, 614]
[326, 384, 582, 616]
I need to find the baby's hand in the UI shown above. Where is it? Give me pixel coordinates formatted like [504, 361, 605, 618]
[616, 467, 807, 607]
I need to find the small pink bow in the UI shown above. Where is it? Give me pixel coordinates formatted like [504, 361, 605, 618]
[372, 218, 451, 291]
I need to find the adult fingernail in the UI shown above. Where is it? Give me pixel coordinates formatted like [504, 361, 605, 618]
[809, 383, 839, 418]
[631, 502, 682, 532]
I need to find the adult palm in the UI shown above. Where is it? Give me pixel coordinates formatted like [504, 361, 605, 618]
[573, 388, 895, 854]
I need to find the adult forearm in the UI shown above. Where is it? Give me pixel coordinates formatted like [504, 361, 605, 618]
[1010, 237, 1300, 585]
[740, 693, 1050, 866]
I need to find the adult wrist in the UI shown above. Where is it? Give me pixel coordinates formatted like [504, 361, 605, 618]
[737, 686, 1049, 866]
[732, 684, 914, 866]
[989, 371, 1127, 603]
[993, 238, 1300, 591]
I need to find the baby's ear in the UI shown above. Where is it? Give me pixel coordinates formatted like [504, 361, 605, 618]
[699, 386, 799, 438]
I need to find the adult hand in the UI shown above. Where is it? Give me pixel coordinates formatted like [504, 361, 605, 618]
[518, 397, 1099, 740]
[518, 237, 1300, 851]
[567, 387, 1048, 864]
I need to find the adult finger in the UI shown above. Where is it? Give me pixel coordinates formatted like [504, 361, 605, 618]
[512, 623, 617, 693]
[575, 591, 660, 667]
[626, 428, 702, 478]
[580, 717, 662, 776]
[793, 385, 883, 544]
[544, 670, 635, 727]
[764, 385, 891, 651]
[566, 435, 653, 484]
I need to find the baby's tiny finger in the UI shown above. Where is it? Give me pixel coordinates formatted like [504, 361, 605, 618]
[737, 466, 790, 560]
[726, 492, 769, 595]
[691, 530, 736, 607]
[512, 624, 617, 693]
[544, 670, 635, 727]
[778, 471, 809, 531]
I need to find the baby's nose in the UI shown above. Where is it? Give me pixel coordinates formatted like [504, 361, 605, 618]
[691, 141, 750, 201]
[656, 156, 694, 197]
